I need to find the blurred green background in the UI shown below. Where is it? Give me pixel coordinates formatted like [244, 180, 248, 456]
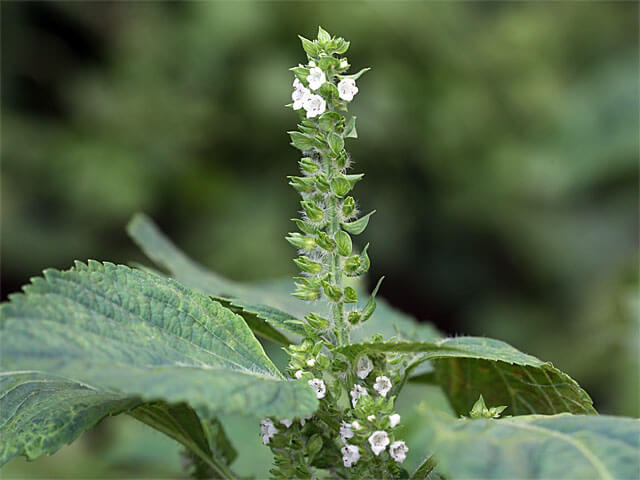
[2, 1, 638, 478]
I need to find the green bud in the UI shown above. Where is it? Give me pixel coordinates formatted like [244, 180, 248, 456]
[299, 157, 319, 174]
[321, 281, 342, 302]
[315, 231, 336, 251]
[286, 233, 315, 251]
[331, 357, 348, 371]
[307, 434, 323, 457]
[294, 256, 323, 274]
[288, 131, 316, 151]
[294, 276, 323, 290]
[336, 150, 349, 169]
[301, 201, 324, 223]
[344, 255, 360, 275]
[292, 286, 320, 301]
[348, 311, 361, 325]
[318, 111, 343, 132]
[342, 196, 356, 217]
[292, 218, 318, 235]
[288, 176, 315, 193]
[331, 176, 351, 197]
[317, 26, 331, 44]
[319, 55, 340, 71]
[305, 312, 330, 330]
[345, 243, 370, 277]
[335, 230, 353, 256]
[314, 174, 330, 193]
[344, 286, 358, 303]
[316, 353, 330, 369]
[327, 131, 345, 156]
[299, 35, 320, 57]
[343, 116, 357, 138]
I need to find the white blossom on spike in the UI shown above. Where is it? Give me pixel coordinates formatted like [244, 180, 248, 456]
[389, 440, 409, 463]
[260, 418, 278, 445]
[389, 413, 401, 428]
[340, 59, 348, 68]
[280, 419, 293, 428]
[340, 421, 354, 443]
[368, 430, 390, 456]
[338, 78, 358, 101]
[350, 384, 369, 407]
[294, 369, 304, 379]
[356, 355, 373, 379]
[307, 358, 316, 367]
[373, 376, 392, 397]
[367, 415, 376, 422]
[341, 444, 361, 467]
[307, 67, 326, 91]
[303, 94, 326, 119]
[308, 378, 326, 399]
[351, 420, 362, 430]
[292, 78, 311, 111]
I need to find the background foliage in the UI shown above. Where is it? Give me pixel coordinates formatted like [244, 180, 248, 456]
[2, 2, 638, 477]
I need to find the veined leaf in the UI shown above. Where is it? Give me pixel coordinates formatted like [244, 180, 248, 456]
[0, 262, 318, 423]
[335, 336, 595, 415]
[421, 409, 640, 480]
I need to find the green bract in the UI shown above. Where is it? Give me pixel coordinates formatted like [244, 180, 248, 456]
[0, 26, 638, 480]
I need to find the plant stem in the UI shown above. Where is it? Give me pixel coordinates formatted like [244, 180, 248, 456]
[323, 153, 348, 346]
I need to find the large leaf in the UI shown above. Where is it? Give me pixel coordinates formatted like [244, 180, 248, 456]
[0, 261, 318, 424]
[422, 409, 640, 479]
[336, 337, 595, 415]
[0, 371, 138, 466]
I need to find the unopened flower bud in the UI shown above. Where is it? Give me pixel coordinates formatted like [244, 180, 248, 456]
[342, 196, 356, 217]
[294, 256, 323, 274]
[348, 311, 361, 325]
[344, 286, 357, 303]
[321, 281, 342, 302]
[301, 201, 324, 223]
[331, 175, 352, 197]
[299, 157, 319, 174]
[288, 175, 315, 193]
[286, 233, 316, 251]
[315, 231, 336, 251]
[315, 174, 330, 193]
[305, 312, 330, 330]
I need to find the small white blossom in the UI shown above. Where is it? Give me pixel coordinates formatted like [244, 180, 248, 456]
[389, 413, 401, 428]
[300, 415, 312, 426]
[340, 59, 348, 68]
[307, 358, 316, 367]
[280, 419, 293, 428]
[292, 78, 311, 110]
[367, 415, 376, 422]
[351, 420, 362, 430]
[309, 60, 316, 67]
[294, 369, 304, 379]
[356, 355, 373, 379]
[373, 376, 392, 397]
[308, 378, 326, 399]
[260, 418, 278, 445]
[389, 440, 409, 463]
[350, 384, 369, 407]
[338, 78, 359, 101]
[368, 430, 390, 456]
[307, 67, 326, 91]
[341, 444, 361, 467]
[340, 421, 354, 443]
[303, 94, 326, 119]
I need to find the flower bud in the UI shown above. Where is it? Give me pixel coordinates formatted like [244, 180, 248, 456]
[344, 286, 358, 303]
[292, 218, 318, 235]
[315, 231, 336, 251]
[301, 201, 324, 223]
[288, 175, 315, 193]
[316, 353, 330, 369]
[342, 196, 356, 217]
[286, 233, 315, 251]
[321, 281, 342, 301]
[331, 176, 351, 197]
[335, 230, 353, 256]
[294, 256, 323, 274]
[314, 174, 330, 193]
[348, 311, 361, 325]
[344, 255, 360, 275]
[305, 312, 330, 330]
[299, 157, 319, 174]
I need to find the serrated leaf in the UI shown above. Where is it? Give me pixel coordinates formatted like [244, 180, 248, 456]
[422, 409, 640, 480]
[335, 336, 595, 415]
[0, 262, 318, 424]
[341, 210, 375, 235]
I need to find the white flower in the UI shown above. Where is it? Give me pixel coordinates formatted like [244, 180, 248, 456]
[292, 78, 311, 110]
[373, 376, 392, 397]
[307, 358, 316, 367]
[280, 419, 293, 428]
[389, 413, 401, 428]
[340, 59, 348, 68]
[350, 384, 369, 407]
[303, 94, 326, 119]
[308, 378, 326, 399]
[338, 78, 359, 101]
[307, 67, 326, 91]
[351, 420, 362, 430]
[356, 355, 373, 379]
[340, 421, 354, 443]
[367, 415, 376, 422]
[368, 430, 390, 456]
[294, 369, 304, 379]
[260, 418, 278, 445]
[389, 440, 408, 463]
[341, 444, 361, 467]
[309, 60, 316, 67]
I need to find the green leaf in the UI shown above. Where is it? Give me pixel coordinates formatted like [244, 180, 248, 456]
[298, 35, 319, 57]
[411, 455, 438, 480]
[0, 261, 318, 422]
[343, 116, 357, 138]
[327, 131, 344, 155]
[339, 67, 371, 81]
[341, 210, 375, 235]
[421, 409, 640, 480]
[288, 131, 317, 151]
[317, 26, 331, 43]
[335, 337, 595, 415]
[0, 371, 138, 466]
